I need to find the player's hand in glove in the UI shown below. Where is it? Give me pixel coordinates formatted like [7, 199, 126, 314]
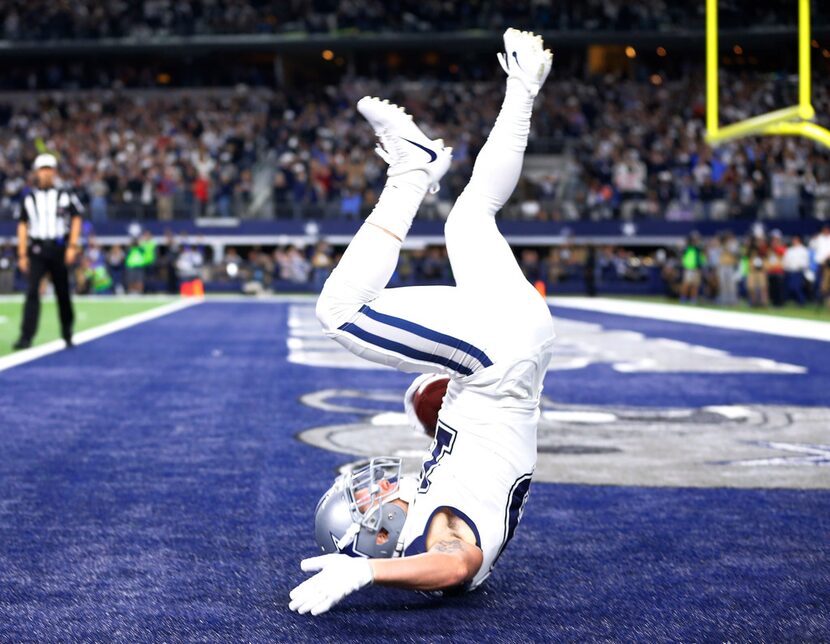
[288, 554, 374, 616]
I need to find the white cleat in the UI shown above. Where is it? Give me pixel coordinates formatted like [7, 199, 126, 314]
[496, 27, 553, 97]
[356, 96, 452, 193]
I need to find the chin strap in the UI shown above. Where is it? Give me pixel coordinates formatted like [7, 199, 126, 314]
[335, 522, 361, 551]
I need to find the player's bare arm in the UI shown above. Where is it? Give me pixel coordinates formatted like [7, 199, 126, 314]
[289, 511, 483, 615]
[370, 510, 484, 590]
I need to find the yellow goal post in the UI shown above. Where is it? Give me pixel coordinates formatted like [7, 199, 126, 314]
[705, 0, 830, 148]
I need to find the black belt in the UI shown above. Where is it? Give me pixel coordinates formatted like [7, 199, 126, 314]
[31, 238, 66, 246]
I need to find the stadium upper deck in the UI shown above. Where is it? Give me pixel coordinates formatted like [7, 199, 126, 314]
[1, 0, 827, 41]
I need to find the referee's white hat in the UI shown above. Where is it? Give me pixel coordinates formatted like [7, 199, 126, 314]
[33, 153, 58, 170]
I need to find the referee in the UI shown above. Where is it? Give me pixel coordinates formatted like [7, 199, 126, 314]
[13, 153, 84, 350]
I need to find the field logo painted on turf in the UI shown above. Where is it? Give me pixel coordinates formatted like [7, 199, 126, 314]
[295, 389, 830, 490]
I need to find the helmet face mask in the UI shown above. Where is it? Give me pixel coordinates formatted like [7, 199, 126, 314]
[314, 457, 409, 559]
[347, 457, 401, 525]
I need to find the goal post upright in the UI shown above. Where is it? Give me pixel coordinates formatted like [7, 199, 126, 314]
[706, 0, 719, 137]
[705, 0, 830, 149]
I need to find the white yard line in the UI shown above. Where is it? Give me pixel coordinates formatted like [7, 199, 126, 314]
[549, 296, 830, 343]
[0, 298, 201, 373]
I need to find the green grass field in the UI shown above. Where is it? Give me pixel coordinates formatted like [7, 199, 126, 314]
[0, 297, 175, 357]
[609, 295, 830, 322]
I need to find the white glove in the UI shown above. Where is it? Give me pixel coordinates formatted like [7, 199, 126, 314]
[288, 554, 374, 616]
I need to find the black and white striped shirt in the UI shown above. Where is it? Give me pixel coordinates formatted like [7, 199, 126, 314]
[14, 187, 85, 240]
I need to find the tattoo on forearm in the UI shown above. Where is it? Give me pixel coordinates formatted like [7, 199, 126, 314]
[433, 540, 464, 554]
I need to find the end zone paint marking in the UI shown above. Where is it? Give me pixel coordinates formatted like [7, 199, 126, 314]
[0, 298, 201, 373]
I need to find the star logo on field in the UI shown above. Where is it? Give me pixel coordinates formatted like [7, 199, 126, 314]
[717, 442, 830, 467]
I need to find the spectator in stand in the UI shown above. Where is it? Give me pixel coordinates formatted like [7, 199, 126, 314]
[745, 239, 769, 308]
[340, 189, 363, 220]
[771, 168, 800, 220]
[766, 230, 787, 307]
[418, 248, 451, 284]
[310, 241, 333, 292]
[279, 245, 311, 283]
[235, 169, 253, 216]
[192, 173, 210, 218]
[139, 231, 157, 285]
[680, 233, 705, 303]
[811, 224, 830, 305]
[175, 244, 205, 284]
[156, 168, 177, 220]
[783, 235, 809, 306]
[214, 166, 236, 218]
[88, 173, 109, 223]
[125, 237, 146, 293]
[612, 150, 646, 219]
[0, 242, 15, 293]
[191, 147, 215, 218]
[519, 249, 543, 284]
[704, 236, 721, 300]
[243, 247, 270, 289]
[160, 232, 181, 294]
[717, 231, 740, 305]
[106, 244, 125, 293]
[584, 246, 598, 296]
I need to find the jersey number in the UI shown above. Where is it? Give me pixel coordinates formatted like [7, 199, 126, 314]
[418, 422, 457, 493]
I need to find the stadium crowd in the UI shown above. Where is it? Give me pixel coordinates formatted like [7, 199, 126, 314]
[3, 1, 824, 41]
[2, 226, 829, 311]
[2, 73, 830, 223]
[0, 91, 268, 221]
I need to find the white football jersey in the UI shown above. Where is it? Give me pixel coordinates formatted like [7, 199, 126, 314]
[396, 335, 555, 590]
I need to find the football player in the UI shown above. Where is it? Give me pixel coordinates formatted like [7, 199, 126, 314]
[290, 28, 555, 616]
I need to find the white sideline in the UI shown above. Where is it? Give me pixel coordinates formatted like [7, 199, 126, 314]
[0, 298, 201, 373]
[549, 296, 830, 343]
[0, 294, 178, 303]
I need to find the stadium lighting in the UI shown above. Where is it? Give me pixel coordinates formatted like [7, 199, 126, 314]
[625, 46, 636, 58]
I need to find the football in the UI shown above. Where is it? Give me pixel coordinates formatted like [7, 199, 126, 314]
[412, 375, 450, 438]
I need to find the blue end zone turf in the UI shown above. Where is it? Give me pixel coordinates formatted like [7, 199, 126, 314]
[1, 302, 828, 641]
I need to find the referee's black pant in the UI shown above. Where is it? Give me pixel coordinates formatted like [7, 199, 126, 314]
[20, 240, 74, 342]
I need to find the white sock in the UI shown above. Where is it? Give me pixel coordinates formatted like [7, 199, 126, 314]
[318, 169, 431, 326]
[456, 78, 535, 215]
[487, 78, 535, 153]
[365, 170, 432, 241]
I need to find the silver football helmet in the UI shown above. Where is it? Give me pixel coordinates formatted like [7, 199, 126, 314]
[314, 457, 414, 559]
